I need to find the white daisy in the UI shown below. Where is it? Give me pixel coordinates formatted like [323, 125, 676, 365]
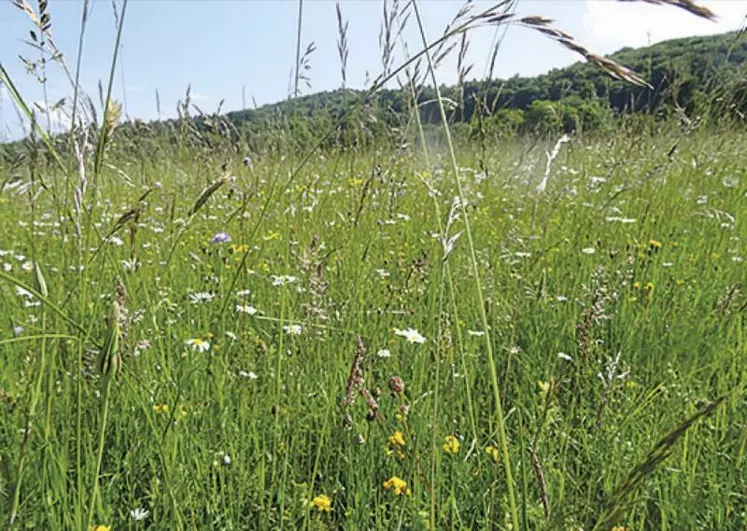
[185, 338, 210, 353]
[394, 328, 426, 344]
[235, 304, 258, 315]
[189, 292, 215, 305]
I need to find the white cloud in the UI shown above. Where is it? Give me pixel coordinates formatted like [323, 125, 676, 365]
[582, 1, 745, 55]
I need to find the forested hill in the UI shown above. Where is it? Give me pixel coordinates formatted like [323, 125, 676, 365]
[226, 30, 746, 137]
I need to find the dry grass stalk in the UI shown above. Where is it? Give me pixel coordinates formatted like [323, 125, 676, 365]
[340, 335, 379, 420]
[619, 0, 716, 20]
[528, 446, 550, 518]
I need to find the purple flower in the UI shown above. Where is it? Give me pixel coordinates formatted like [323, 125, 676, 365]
[211, 232, 232, 244]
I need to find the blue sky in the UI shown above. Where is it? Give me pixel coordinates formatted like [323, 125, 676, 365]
[1, 0, 744, 140]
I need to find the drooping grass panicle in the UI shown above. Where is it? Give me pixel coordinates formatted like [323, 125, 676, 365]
[592, 396, 727, 531]
[188, 171, 231, 217]
[618, 0, 717, 21]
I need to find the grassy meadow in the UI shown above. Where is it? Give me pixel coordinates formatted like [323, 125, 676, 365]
[1, 1, 746, 530]
[1, 125, 745, 529]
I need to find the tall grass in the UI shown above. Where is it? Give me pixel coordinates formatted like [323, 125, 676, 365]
[0, 0, 744, 529]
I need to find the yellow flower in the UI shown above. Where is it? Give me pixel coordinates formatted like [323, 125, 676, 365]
[649, 239, 662, 249]
[485, 446, 499, 463]
[153, 403, 169, 414]
[91, 526, 111, 531]
[633, 281, 641, 289]
[387, 431, 405, 448]
[442, 435, 460, 455]
[229, 244, 249, 254]
[263, 231, 280, 241]
[176, 404, 188, 421]
[310, 493, 332, 513]
[644, 282, 654, 293]
[383, 476, 409, 496]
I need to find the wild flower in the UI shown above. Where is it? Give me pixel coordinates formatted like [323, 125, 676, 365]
[581, 247, 596, 255]
[229, 244, 249, 254]
[443, 435, 460, 455]
[383, 476, 409, 496]
[485, 446, 499, 463]
[271, 274, 297, 286]
[376, 349, 391, 358]
[130, 508, 150, 521]
[211, 232, 232, 244]
[387, 431, 405, 448]
[134, 339, 151, 356]
[16, 286, 33, 298]
[388, 376, 404, 396]
[283, 324, 303, 335]
[310, 494, 332, 513]
[153, 403, 169, 414]
[235, 304, 258, 315]
[185, 338, 211, 352]
[91, 525, 111, 531]
[394, 328, 425, 344]
[189, 291, 215, 305]
[238, 370, 259, 380]
[386, 430, 406, 460]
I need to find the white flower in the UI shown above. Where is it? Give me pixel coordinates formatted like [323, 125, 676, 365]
[235, 304, 258, 315]
[21, 261, 33, 271]
[109, 236, 124, 246]
[189, 292, 215, 305]
[185, 338, 210, 352]
[16, 286, 34, 298]
[581, 247, 595, 255]
[283, 324, 303, 335]
[467, 330, 485, 337]
[130, 508, 150, 521]
[558, 352, 573, 362]
[394, 328, 426, 344]
[271, 275, 297, 287]
[215, 451, 232, 466]
[238, 370, 258, 379]
[3, 262, 12, 272]
[122, 258, 140, 272]
[236, 289, 251, 297]
[225, 331, 237, 340]
[376, 349, 391, 358]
